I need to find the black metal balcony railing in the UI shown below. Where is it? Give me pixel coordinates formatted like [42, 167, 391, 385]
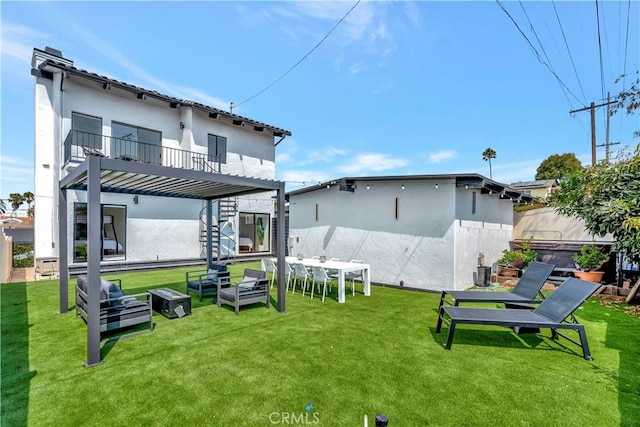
[63, 130, 221, 172]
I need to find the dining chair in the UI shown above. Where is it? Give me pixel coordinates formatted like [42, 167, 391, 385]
[345, 259, 365, 296]
[311, 266, 332, 302]
[285, 262, 294, 292]
[263, 258, 277, 290]
[326, 257, 341, 290]
[292, 262, 311, 295]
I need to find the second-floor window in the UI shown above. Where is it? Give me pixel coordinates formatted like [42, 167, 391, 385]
[208, 134, 227, 164]
[72, 112, 102, 149]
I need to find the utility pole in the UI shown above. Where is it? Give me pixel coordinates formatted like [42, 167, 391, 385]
[570, 99, 616, 165]
[596, 93, 620, 161]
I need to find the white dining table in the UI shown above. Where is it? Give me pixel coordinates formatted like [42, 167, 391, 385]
[266, 257, 371, 303]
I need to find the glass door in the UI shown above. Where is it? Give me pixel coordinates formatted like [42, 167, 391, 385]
[112, 122, 138, 160]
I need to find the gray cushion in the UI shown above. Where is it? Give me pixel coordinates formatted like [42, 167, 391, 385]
[205, 269, 218, 281]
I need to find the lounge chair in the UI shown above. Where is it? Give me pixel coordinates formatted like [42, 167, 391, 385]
[437, 261, 556, 312]
[435, 278, 600, 360]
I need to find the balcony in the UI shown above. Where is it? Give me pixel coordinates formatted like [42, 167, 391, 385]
[63, 130, 221, 173]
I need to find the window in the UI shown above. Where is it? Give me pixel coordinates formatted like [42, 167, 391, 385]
[112, 122, 161, 164]
[239, 213, 270, 253]
[72, 112, 102, 149]
[73, 203, 127, 263]
[208, 134, 227, 164]
[523, 190, 532, 195]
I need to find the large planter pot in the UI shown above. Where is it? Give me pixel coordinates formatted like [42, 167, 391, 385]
[573, 270, 605, 283]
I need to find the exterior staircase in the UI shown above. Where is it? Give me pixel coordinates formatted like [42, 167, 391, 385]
[199, 197, 238, 260]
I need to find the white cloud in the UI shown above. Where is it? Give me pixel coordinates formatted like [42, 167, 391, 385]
[428, 150, 458, 163]
[0, 155, 33, 167]
[276, 152, 292, 163]
[279, 170, 332, 187]
[337, 153, 408, 174]
[0, 23, 51, 62]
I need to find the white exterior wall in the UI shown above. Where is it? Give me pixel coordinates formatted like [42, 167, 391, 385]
[453, 188, 514, 290]
[34, 71, 59, 258]
[289, 179, 516, 291]
[34, 68, 276, 264]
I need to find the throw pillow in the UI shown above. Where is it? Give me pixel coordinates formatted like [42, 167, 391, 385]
[205, 269, 218, 281]
[238, 275, 256, 290]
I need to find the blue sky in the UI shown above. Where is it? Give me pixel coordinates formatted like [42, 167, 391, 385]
[1, 1, 638, 198]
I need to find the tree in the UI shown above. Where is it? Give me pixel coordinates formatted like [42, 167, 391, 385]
[8, 193, 25, 213]
[551, 147, 640, 263]
[482, 148, 496, 179]
[610, 71, 639, 139]
[23, 191, 34, 218]
[535, 153, 582, 180]
[552, 72, 640, 264]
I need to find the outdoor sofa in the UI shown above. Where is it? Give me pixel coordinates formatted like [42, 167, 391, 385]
[75, 274, 153, 335]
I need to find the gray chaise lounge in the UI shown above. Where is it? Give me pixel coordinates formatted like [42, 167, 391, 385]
[435, 277, 600, 360]
[438, 261, 556, 311]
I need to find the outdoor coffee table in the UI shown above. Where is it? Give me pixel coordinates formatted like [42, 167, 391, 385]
[148, 288, 192, 319]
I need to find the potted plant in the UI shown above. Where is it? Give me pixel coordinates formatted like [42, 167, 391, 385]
[496, 239, 538, 277]
[573, 244, 608, 283]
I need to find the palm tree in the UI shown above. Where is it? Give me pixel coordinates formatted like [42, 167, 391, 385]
[23, 191, 34, 218]
[482, 148, 497, 179]
[8, 193, 25, 214]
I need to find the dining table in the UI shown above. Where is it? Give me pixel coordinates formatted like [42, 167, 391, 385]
[266, 257, 371, 303]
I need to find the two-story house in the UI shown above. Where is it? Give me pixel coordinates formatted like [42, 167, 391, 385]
[32, 47, 291, 270]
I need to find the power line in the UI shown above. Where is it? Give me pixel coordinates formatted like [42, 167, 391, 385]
[552, 0, 587, 104]
[496, 0, 583, 106]
[233, 0, 361, 110]
[595, 0, 607, 103]
[622, 0, 631, 90]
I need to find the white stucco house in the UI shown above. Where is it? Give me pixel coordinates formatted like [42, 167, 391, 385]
[31, 47, 291, 269]
[286, 175, 532, 291]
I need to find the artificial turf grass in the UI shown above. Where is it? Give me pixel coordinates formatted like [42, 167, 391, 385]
[1, 263, 639, 426]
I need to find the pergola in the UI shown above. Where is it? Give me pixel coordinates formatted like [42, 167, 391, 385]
[59, 155, 287, 367]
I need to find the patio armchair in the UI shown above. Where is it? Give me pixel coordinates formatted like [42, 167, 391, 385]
[186, 263, 230, 302]
[216, 268, 269, 314]
[435, 278, 601, 360]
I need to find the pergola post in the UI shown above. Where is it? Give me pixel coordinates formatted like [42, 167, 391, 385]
[206, 199, 213, 267]
[276, 183, 286, 313]
[85, 155, 102, 367]
[58, 187, 68, 314]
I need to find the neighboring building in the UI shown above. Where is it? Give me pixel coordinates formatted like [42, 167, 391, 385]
[0, 216, 34, 244]
[509, 179, 557, 201]
[286, 174, 532, 292]
[31, 47, 291, 267]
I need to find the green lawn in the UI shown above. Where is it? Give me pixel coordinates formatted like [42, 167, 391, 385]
[2, 261, 639, 426]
